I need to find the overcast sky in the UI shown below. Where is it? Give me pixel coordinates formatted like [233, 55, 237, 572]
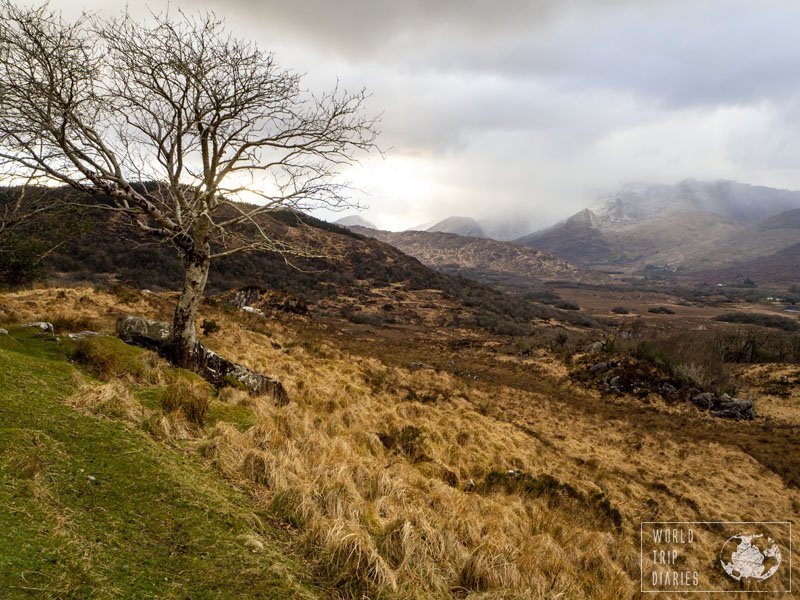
[55, 0, 800, 232]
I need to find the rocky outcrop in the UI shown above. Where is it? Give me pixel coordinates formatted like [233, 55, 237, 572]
[116, 316, 171, 349]
[222, 286, 264, 309]
[22, 321, 54, 334]
[66, 331, 104, 340]
[220, 287, 308, 315]
[692, 392, 754, 420]
[578, 357, 755, 420]
[193, 344, 289, 406]
[115, 315, 288, 403]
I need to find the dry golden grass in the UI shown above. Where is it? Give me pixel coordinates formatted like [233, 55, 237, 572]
[736, 363, 800, 425]
[66, 381, 147, 424]
[2, 287, 799, 598]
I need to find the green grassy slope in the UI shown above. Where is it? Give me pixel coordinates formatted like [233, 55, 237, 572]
[0, 329, 322, 599]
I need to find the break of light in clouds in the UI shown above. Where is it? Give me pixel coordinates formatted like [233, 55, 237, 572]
[54, 0, 800, 233]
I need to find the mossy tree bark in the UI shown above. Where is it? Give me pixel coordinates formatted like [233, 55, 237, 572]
[171, 246, 211, 369]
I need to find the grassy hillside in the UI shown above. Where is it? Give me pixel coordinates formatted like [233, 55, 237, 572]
[352, 227, 593, 292]
[0, 326, 322, 599]
[2, 287, 798, 598]
[1, 186, 597, 332]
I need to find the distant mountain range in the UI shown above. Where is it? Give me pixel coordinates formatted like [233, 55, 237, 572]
[516, 179, 800, 279]
[336, 214, 534, 241]
[334, 178, 800, 282]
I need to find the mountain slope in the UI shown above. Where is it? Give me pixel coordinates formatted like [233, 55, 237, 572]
[690, 238, 800, 284]
[517, 209, 619, 265]
[356, 227, 591, 292]
[9, 186, 597, 331]
[661, 208, 800, 271]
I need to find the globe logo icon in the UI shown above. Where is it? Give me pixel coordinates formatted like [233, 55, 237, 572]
[720, 533, 781, 582]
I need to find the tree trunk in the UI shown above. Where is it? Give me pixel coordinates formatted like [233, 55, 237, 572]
[171, 245, 211, 368]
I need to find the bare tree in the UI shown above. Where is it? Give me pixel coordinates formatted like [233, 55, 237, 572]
[0, 2, 378, 366]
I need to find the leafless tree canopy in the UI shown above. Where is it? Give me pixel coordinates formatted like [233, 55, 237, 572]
[0, 3, 378, 256]
[0, 1, 379, 363]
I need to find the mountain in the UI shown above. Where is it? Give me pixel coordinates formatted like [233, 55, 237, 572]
[518, 179, 800, 271]
[352, 227, 597, 294]
[334, 214, 377, 229]
[411, 216, 486, 238]
[517, 209, 618, 265]
[591, 179, 800, 230]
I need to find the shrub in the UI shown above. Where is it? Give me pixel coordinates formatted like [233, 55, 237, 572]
[648, 306, 675, 314]
[348, 311, 386, 327]
[201, 318, 220, 335]
[714, 312, 799, 332]
[0, 233, 46, 287]
[108, 283, 140, 304]
[611, 306, 630, 314]
[555, 301, 580, 311]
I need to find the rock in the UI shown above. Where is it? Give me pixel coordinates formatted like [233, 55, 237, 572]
[0, 328, 7, 335]
[116, 315, 171, 349]
[691, 390, 754, 419]
[711, 406, 754, 420]
[718, 397, 749, 410]
[589, 362, 608, 374]
[589, 341, 605, 352]
[222, 286, 265, 308]
[691, 392, 716, 409]
[221, 286, 308, 315]
[714, 397, 754, 420]
[609, 376, 622, 387]
[464, 478, 476, 493]
[194, 345, 289, 406]
[23, 321, 54, 334]
[660, 382, 677, 395]
[66, 331, 103, 340]
[242, 305, 266, 317]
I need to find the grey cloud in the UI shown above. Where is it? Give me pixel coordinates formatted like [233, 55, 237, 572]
[54, 0, 800, 230]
